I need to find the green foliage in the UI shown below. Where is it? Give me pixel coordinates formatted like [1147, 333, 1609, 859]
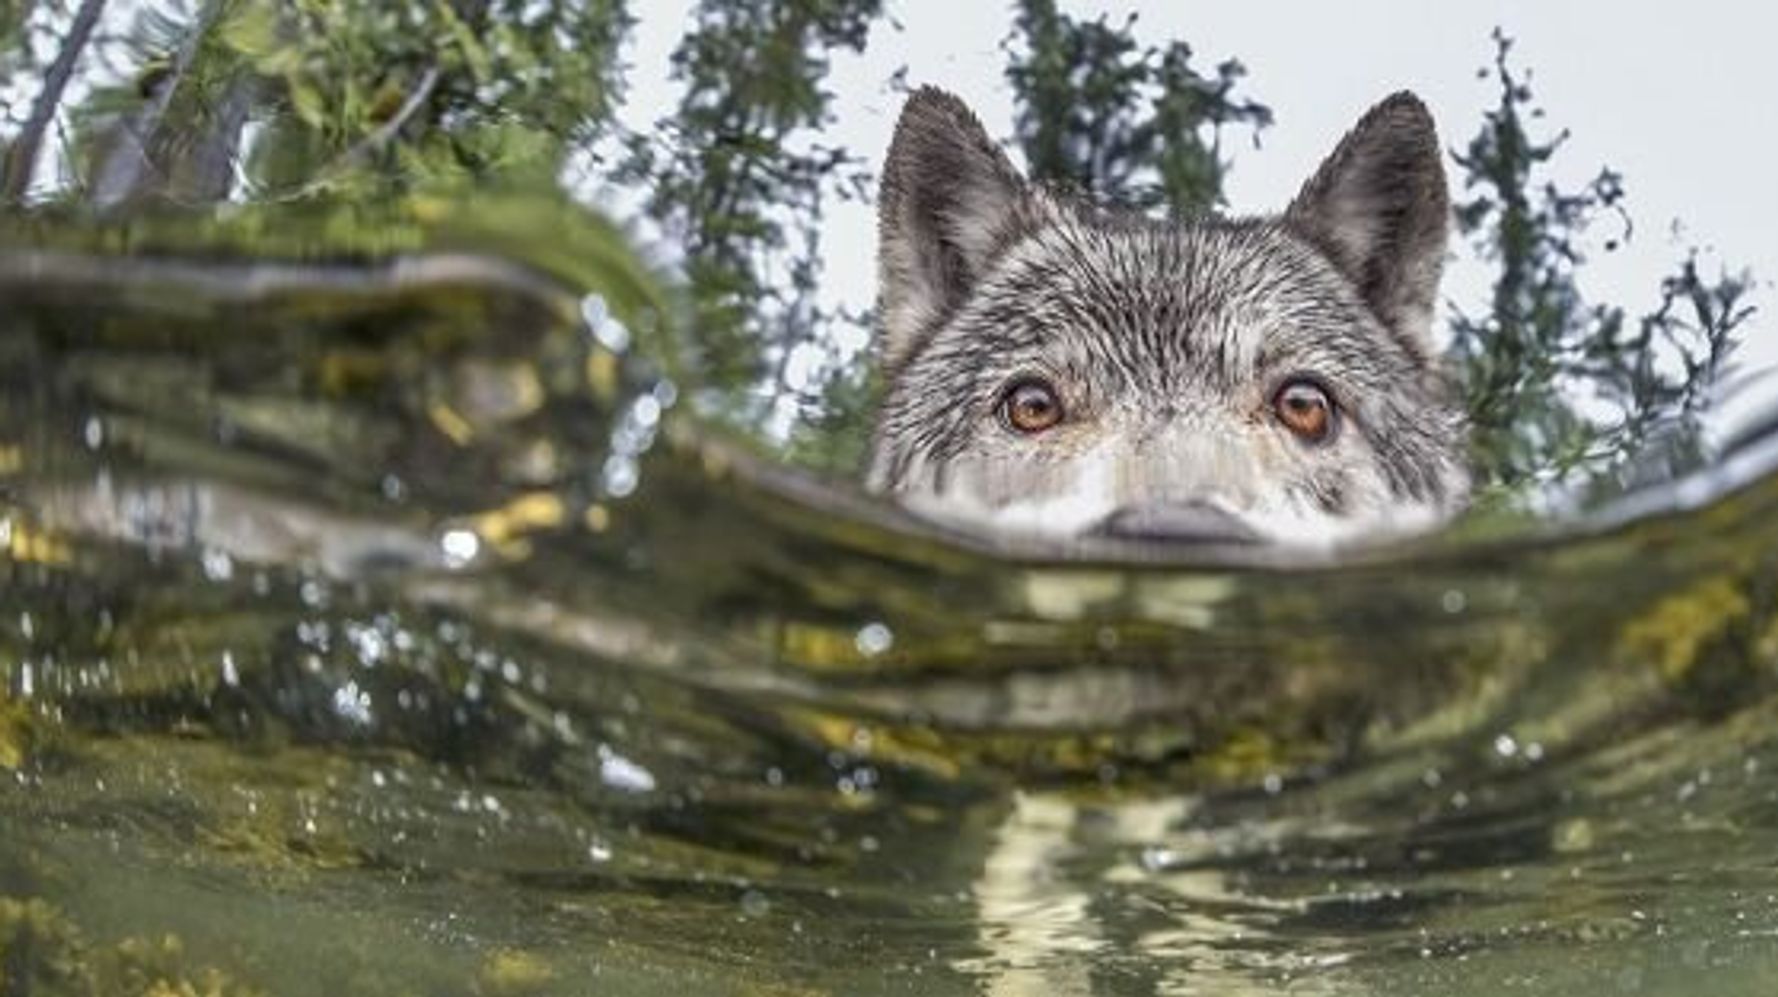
[1004, 0, 1270, 215]
[0, 0, 29, 40]
[239, 0, 632, 198]
[1449, 31, 1754, 507]
[17, 0, 630, 208]
[785, 356, 879, 475]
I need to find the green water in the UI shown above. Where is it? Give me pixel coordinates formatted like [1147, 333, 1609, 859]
[3, 217, 1778, 996]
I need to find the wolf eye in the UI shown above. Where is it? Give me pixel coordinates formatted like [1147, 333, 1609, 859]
[1274, 379, 1335, 442]
[999, 378, 1064, 434]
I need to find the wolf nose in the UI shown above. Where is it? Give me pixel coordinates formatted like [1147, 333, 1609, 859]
[1091, 502, 1259, 544]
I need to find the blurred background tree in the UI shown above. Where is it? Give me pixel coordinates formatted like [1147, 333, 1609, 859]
[618, 0, 885, 450]
[1004, 0, 1269, 214]
[1448, 31, 1753, 509]
[0, 2, 1755, 507]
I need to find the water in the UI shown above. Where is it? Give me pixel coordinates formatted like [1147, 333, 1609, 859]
[4, 210, 1778, 996]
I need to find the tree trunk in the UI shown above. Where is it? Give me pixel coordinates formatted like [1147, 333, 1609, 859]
[1, 0, 107, 204]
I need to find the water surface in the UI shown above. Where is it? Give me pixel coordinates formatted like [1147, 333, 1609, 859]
[3, 213, 1778, 995]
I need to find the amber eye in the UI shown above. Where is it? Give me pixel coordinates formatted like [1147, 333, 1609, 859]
[1273, 379, 1335, 442]
[1000, 378, 1064, 434]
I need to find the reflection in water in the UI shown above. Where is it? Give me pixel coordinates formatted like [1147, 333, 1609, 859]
[3, 232, 1778, 995]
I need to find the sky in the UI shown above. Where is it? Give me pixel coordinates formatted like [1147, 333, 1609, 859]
[620, 0, 1777, 438]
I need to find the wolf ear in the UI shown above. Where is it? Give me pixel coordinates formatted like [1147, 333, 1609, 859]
[1286, 92, 1450, 354]
[877, 87, 1029, 371]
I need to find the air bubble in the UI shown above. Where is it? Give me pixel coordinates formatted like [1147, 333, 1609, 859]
[597, 745, 657, 793]
[201, 548, 234, 581]
[632, 394, 662, 429]
[855, 622, 894, 656]
[332, 681, 373, 726]
[1140, 846, 1179, 872]
[601, 455, 639, 498]
[581, 294, 632, 352]
[441, 528, 481, 567]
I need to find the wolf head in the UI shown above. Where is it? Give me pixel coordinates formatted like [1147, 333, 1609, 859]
[866, 87, 1467, 546]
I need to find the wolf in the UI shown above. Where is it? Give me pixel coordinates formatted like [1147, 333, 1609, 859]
[865, 87, 1468, 546]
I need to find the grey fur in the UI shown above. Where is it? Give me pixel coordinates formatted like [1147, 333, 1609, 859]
[876, 88, 1032, 372]
[868, 87, 1467, 546]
